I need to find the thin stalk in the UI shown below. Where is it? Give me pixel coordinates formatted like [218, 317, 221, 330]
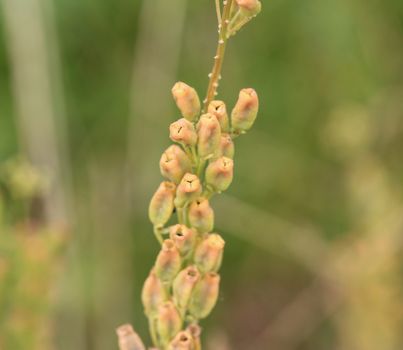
[196, 159, 206, 178]
[203, 0, 234, 111]
[177, 207, 184, 224]
[153, 226, 164, 245]
[215, 0, 222, 24]
[149, 318, 160, 347]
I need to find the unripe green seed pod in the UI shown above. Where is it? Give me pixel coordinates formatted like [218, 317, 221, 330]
[116, 324, 146, 350]
[169, 224, 196, 256]
[189, 272, 221, 319]
[231, 88, 259, 133]
[172, 82, 201, 122]
[170, 118, 197, 146]
[167, 330, 195, 350]
[205, 157, 234, 192]
[156, 301, 182, 346]
[213, 134, 235, 160]
[160, 145, 192, 184]
[142, 269, 167, 316]
[174, 173, 202, 208]
[155, 239, 181, 283]
[208, 100, 229, 132]
[236, 0, 262, 16]
[197, 113, 221, 159]
[149, 181, 176, 227]
[173, 265, 200, 311]
[194, 233, 225, 273]
[188, 198, 214, 233]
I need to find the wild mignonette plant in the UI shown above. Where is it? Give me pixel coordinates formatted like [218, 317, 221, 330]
[117, 1, 261, 349]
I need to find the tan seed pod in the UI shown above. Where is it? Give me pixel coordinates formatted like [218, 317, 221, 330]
[170, 118, 197, 146]
[231, 88, 259, 133]
[169, 224, 196, 256]
[155, 239, 182, 283]
[149, 182, 176, 227]
[188, 198, 214, 233]
[213, 134, 235, 160]
[116, 324, 146, 350]
[160, 145, 192, 184]
[194, 233, 225, 273]
[205, 157, 234, 192]
[197, 113, 221, 159]
[208, 100, 229, 132]
[172, 82, 201, 122]
[236, 0, 262, 16]
[142, 269, 167, 316]
[167, 330, 195, 350]
[173, 265, 200, 311]
[156, 301, 182, 346]
[174, 173, 202, 208]
[189, 272, 221, 319]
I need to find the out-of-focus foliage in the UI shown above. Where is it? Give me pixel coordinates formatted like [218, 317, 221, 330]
[0, 159, 66, 350]
[0, 0, 403, 349]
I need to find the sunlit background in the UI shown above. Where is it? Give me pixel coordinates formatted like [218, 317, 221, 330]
[1, 0, 403, 349]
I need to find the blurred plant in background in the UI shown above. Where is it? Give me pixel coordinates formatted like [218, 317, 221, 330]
[0, 158, 66, 350]
[322, 102, 403, 350]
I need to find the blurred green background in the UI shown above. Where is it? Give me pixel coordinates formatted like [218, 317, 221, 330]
[1, 0, 403, 349]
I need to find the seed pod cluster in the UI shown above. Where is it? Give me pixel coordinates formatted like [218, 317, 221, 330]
[118, 0, 262, 346]
[142, 82, 259, 348]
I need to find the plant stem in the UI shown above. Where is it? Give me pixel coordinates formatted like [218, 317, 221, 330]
[149, 318, 159, 347]
[153, 227, 163, 244]
[203, 0, 234, 111]
[177, 207, 184, 224]
[215, 0, 222, 24]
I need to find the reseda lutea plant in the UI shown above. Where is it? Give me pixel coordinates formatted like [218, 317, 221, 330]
[117, 0, 261, 349]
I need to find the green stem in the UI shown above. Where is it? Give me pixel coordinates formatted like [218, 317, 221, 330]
[227, 11, 251, 38]
[196, 159, 206, 179]
[149, 317, 160, 347]
[153, 226, 164, 244]
[177, 207, 184, 224]
[183, 205, 190, 226]
[203, 0, 234, 111]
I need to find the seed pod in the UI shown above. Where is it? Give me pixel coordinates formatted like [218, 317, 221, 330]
[167, 330, 195, 350]
[208, 100, 229, 132]
[170, 118, 197, 146]
[186, 324, 202, 350]
[194, 233, 225, 273]
[173, 265, 200, 311]
[189, 272, 221, 319]
[169, 224, 196, 256]
[174, 173, 202, 208]
[188, 198, 214, 233]
[160, 145, 192, 184]
[231, 88, 259, 133]
[205, 157, 234, 192]
[156, 301, 182, 346]
[236, 0, 262, 16]
[213, 133, 235, 160]
[155, 239, 181, 283]
[116, 324, 146, 350]
[197, 113, 221, 159]
[142, 269, 167, 316]
[149, 182, 176, 227]
[172, 82, 201, 122]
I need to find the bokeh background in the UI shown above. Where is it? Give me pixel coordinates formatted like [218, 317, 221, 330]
[1, 0, 403, 349]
